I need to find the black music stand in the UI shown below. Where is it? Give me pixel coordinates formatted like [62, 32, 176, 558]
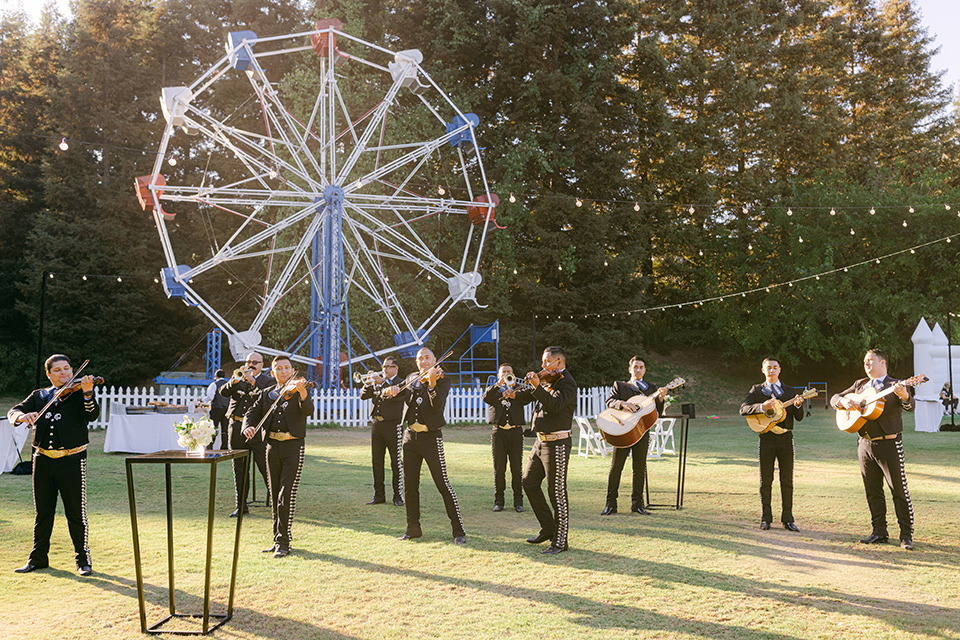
[644, 414, 691, 510]
[126, 449, 249, 635]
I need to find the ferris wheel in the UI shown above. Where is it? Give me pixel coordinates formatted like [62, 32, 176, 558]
[136, 19, 499, 388]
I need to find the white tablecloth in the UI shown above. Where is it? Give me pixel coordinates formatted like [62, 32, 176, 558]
[0, 418, 30, 473]
[914, 399, 943, 432]
[104, 411, 210, 453]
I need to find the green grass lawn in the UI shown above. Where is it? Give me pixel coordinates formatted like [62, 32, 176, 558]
[1, 412, 959, 639]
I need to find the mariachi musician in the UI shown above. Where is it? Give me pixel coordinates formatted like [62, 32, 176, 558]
[243, 354, 314, 558]
[395, 347, 466, 544]
[8, 355, 99, 576]
[483, 363, 529, 513]
[515, 346, 577, 555]
[601, 356, 667, 516]
[359, 356, 405, 506]
[219, 351, 273, 517]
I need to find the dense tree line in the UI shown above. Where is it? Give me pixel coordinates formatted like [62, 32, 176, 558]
[0, 0, 957, 392]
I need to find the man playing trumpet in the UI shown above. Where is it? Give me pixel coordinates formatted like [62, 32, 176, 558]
[483, 363, 529, 512]
[359, 356, 405, 506]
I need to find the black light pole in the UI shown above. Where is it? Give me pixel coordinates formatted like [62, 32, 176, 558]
[531, 312, 537, 365]
[35, 270, 48, 388]
[949, 313, 956, 429]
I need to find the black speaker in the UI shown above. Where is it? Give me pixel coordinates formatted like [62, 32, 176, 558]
[681, 403, 696, 419]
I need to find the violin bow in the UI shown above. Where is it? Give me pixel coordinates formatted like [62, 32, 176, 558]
[29, 359, 90, 427]
[245, 370, 309, 441]
[394, 349, 454, 395]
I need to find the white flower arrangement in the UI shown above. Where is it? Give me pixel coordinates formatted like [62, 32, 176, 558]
[174, 415, 217, 452]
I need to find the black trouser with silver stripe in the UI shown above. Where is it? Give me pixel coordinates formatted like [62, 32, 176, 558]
[605, 431, 650, 510]
[523, 437, 571, 548]
[266, 437, 305, 549]
[492, 426, 524, 507]
[759, 431, 794, 524]
[402, 429, 464, 538]
[858, 434, 914, 539]
[371, 419, 403, 502]
[229, 418, 268, 508]
[30, 451, 90, 567]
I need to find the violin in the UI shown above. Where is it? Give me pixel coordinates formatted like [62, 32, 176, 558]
[279, 378, 315, 400]
[56, 376, 105, 399]
[514, 367, 561, 393]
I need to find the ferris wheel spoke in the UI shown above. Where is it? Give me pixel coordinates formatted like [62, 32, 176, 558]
[343, 201, 451, 272]
[334, 73, 410, 184]
[254, 81, 328, 186]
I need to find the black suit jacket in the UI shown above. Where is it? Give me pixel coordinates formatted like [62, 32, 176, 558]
[9, 386, 100, 449]
[831, 376, 915, 438]
[220, 372, 273, 418]
[361, 375, 405, 422]
[740, 383, 804, 432]
[483, 385, 529, 427]
[403, 374, 450, 431]
[605, 380, 664, 415]
[244, 384, 314, 440]
[516, 369, 577, 434]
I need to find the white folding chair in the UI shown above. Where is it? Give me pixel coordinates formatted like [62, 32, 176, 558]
[646, 426, 662, 460]
[654, 418, 676, 455]
[576, 417, 609, 458]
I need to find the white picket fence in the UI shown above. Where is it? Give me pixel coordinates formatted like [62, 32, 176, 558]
[90, 385, 610, 429]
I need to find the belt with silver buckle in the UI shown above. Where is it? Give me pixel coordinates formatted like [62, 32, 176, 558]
[229, 414, 245, 422]
[498, 424, 520, 430]
[37, 444, 87, 459]
[268, 431, 299, 441]
[768, 425, 788, 435]
[407, 423, 429, 432]
[536, 430, 571, 442]
[865, 433, 898, 442]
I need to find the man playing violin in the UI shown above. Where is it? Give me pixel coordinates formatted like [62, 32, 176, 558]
[8, 355, 99, 576]
[359, 356, 405, 507]
[396, 347, 466, 544]
[220, 351, 273, 517]
[740, 357, 805, 532]
[243, 354, 313, 558]
[516, 346, 577, 555]
[831, 349, 915, 550]
[483, 363, 529, 513]
[602, 356, 668, 516]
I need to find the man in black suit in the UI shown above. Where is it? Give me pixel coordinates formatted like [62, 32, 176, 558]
[740, 357, 805, 532]
[831, 349, 916, 550]
[8, 355, 99, 576]
[220, 352, 273, 516]
[397, 347, 465, 544]
[360, 356, 404, 506]
[243, 354, 314, 558]
[602, 356, 667, 516]
[518, 346, 577, 555]
[483, 363, 529, 513]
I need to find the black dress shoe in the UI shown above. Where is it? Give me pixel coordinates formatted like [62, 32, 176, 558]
[526, 532, 552, 544]
[760, 521, 771, 530]
[453, 536, 466, 545]
[600, 505, 617, 516]
[366, 498, 386, 505]
[393, 497, 404, 506]
[783, 522, 800, 532]
[859, 533, 889, 544]
[14, 561, 47, 574]
[900, 538, 914, 550]
[541, 545, 568, 555]
[229, 507, 250, 518]
[399, 532, 422, 541]
[515, 505, 524, 513]
[273, 547, 289, 558]
[633, 506, 651, 515]
[78, 565, 93, 576]
[492, 504, 503, 512]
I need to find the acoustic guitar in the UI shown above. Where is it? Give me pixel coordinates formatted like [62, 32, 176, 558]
[597, 377, 685, 448]
[744, 388, 818, 434]
[835, 374, 928, 433]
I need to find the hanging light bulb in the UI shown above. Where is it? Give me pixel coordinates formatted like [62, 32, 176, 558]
[875, 258, 881, 263]
[575, 198, 583, 207]
[747, 243, 753, 251]
[509, 192, 516, 203]
[909, 206, 914, 213]
[633, 202, 640, 212]
[270, 167, 279, 179]
[902, 220, 908, 227]
[948, 238, 953, 244]
[82, 275, 88, 281]
[228, 279, 233, 285]
[558, 265, 563, 270]
[168, 157, 177, 166]
[844, 267, 849, 272]
[58, 137, 68, 151]
[438, 186, 445, 195]
[947, 204, 952, 210]
[850, 228, 855, 235]
[688, 205, 695, 214]
[117, 277, 123, 282]
[830, 208, 836, 216]
[870, 208, 876, 215]
[798, 236, 804, 243]
[910, 249, 916, 254]
[603, 260, 608, 266]
[513, 268, 517, 274]
[816, 275, 820, 280]
[787, 208, 793, 216]
[154, 278, 160, 284]
[742, 206, 748, 214]
[698, 249, 703, 256]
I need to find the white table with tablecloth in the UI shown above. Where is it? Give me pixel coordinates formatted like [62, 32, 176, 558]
[104, 405, 214, 453]
[0, 417, 30, 473]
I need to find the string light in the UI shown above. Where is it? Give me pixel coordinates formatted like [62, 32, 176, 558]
[787, 208, 793, 216]
[688, 205, 695, 214]
[575, 198, 583, 207]
[438, 186, 445, 195]
[558, 265, 563, 270]
[870, 208, 876, 215]
[227, 279, 233, 285]
[270, 168, 279, 179]
[168, 157, 177, 166]
[902, 220, 908, 227]
[798, 236, 803, 243]
[117, 277, 123, 282]
[830, 208, 836, 216]
[509, 192, 516, 203]
[909, 206, 914, 213]
[633, 202, 640, 211]
[58, 138, 68, 151]
[48, 273, 54, 279]
[850, 229, 855, 235]
[82, 275, 87, 281]
[947, 204, 952, 210]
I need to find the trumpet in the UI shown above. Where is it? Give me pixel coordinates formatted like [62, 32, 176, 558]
[502, 373, 517, 387]
[353, 371, 384, 385]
